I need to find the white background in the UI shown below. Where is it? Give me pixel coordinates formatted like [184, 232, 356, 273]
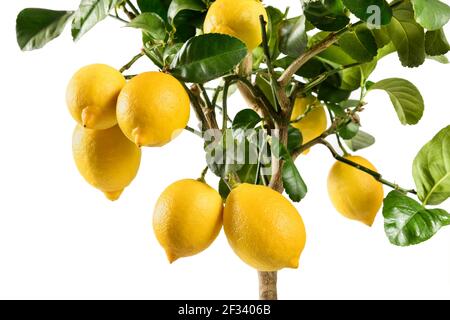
[1, 0, 449, 300]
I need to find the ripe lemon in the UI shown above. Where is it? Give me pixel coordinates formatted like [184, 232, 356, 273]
[116, 72, 190, 147]
[223, 184, 306, 271]
[291, 96, 327, 154]
[203, 0, 268, 51]
[72, 125, 141, 201]
[153, 179, 223, 263]
[327, 156, 384, 226]
[66, 64, 125, 130]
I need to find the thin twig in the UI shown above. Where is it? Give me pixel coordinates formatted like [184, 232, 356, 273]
[126, 0, 140, 16]
[108, 14, 129, 23]
[199, 84, 213, 109]
[185, 126, 203, 138]
[120, 51, 144, 73]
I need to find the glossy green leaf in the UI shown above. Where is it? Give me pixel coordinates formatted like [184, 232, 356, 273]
[170, 34, 247, 83]
[413, 126, 450, 206]
[369, 78, 424, 125]
[425, 29, 450, 56]
[410, 0, 450, 31]
[318, 82, 352, 103]
[137, 0, 171, 21]
[16, 8, 73, 51]
[255, 73, 277, 109]
[72, 0, 120, 41]
[287, 126, 303, 154]
[342, 0, 392, 26]
[304, 0, 350, 31]
[384, 1, 425, 68]
[345, 130, 375, 151]
[272, 138, 307, 202]
[279, 16, 307, 58]
[383, 191, 450, 246]
[338, 26, 378, 62]
[232, 109, 262, 131]
[338, 121, 359, 139]
[167, 0, 205, 25]
[266, 6, 284, 59]
[163, 43, 183, 64]
[127, 12, 166, 41]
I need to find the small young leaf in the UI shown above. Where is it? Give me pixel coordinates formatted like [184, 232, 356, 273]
[345, 130, 375, 151]
[127, 13, 166, 41]
[303, 0, 350, 32]
[425, 29, 450, 56]
[383, 191, 450, 246]
[72, 0, 121, 41]
[413, 126, 450, 206]
[342, 0, 392, 26]
[384, 1, 425, 68]
[255, 73, 277, 109]
[16, 8, 73, 51]
[278, 16, 307, 58]
[170, 34, 247, 83]
[338, 121, 360, 140]
[369, 78, 424, 125]
[410, 0, 450, 31]
[427, 55, 449, 64]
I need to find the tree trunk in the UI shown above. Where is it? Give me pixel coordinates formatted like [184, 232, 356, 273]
[258, 271, 277, 300]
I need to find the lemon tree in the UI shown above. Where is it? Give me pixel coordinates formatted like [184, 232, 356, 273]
[16, 0, 450, 300]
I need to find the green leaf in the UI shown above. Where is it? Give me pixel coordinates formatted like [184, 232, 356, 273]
[255, 73, 277, 109]
[318, 82, 351, 103]
[272, 138, 307, 202]
[72, 0, 120, 41]
[232, 109, 262, 131]
[338, 26, 378, 63]
[410, 0, 450, 31]
[427, 55, 449, 64]
[16, 8, 73, 51]
[167, 0, 206, 25]
[137, 0, 171, 21]
[383, 191, 450, 246]
[163, 43, 183, 64]
[304, 0, 350, 31]
[266, 6, 285, 59]
[425, 29, 450, 56]
[127, 12, 166, 41]
[384, 1, 425, 68]
[413, 126, 450, 206]
[342, 0, 392, 26]
[278, 16, 307, 58]
[338, 121, 359, 139]
[287, 126, 303, 154]
[345, 130, 375, 151]
[369, 78, 424, 125]
[170, 34, 247, 83]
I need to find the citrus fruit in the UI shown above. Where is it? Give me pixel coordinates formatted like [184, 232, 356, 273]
[116, 72, 190, 147]
[327, 155, 384, 226]
[291, 96, 327, 154]
[203, 0, 268, 51]
[66, 64, 125, 130]
[153, 179, 223, 263]
[223, 183, 306, 271]
[72, 125, 141, 201]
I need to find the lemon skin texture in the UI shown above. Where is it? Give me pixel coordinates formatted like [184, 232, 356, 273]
[116, 72, 190, 147]
[72, 125, 141, 201]
[66, 64, 125, 130]
[153, 179, 223, 263]
[203, 0, 268, 51]
[327, 156, 384, 226]
[224, 183, 306, 271]
[291, 96, 327, 154]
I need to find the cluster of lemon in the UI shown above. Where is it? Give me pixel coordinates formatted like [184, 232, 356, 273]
[66, 0, 384, 272]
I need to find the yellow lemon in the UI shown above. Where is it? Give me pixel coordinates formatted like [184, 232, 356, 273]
[66, 64, 125, 130]
[203, 0, 268, 51]
[327, 155, 384, 226]
[72, 125, 141, 201]
[291, 96, 327, 154]
[153, 179, 223, 263]
[223, 183, 306, 271]
[116, 72, 190, 147]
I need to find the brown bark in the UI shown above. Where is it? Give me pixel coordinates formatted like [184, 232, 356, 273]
[258, 271, 278, 300]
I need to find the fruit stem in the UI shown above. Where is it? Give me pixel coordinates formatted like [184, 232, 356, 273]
[258, 271, 277, 300]
[198, 166, 209, 183]
[319, 139, 417, 195]
[120, 51, 145, 73]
